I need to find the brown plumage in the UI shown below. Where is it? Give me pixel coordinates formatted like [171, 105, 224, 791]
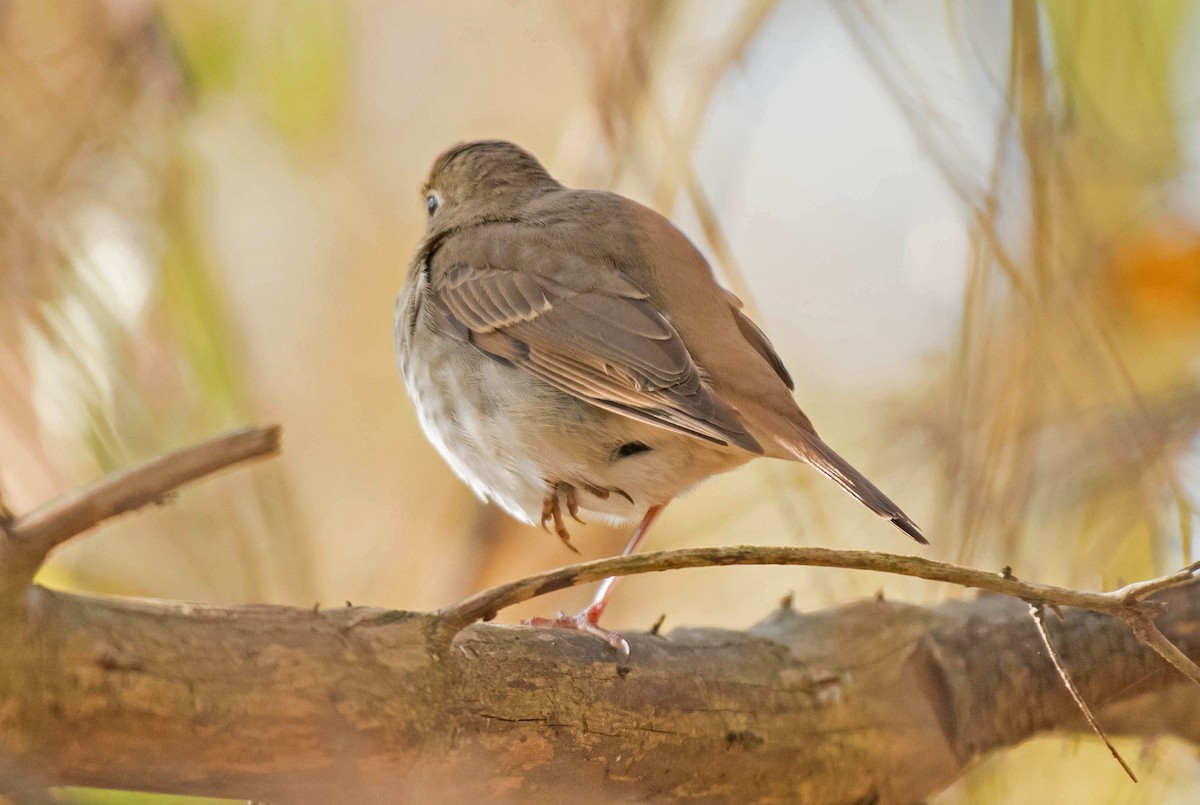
[396, 140, 924, 645]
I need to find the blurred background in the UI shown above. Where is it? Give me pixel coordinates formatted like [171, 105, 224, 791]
[2, 0, 1200, 801]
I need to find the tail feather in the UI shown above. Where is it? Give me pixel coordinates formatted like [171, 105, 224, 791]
[782, 431, 927, 545]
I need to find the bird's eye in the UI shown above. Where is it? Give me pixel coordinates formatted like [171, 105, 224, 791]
[426, 194, 439, 216]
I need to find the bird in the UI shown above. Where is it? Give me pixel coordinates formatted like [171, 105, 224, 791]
[396, 139, 925, 649]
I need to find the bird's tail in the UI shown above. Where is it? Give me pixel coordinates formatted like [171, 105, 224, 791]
[780, 430, 927, 544]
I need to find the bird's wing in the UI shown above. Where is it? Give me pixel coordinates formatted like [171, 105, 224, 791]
[424, 248, 761, 453]
[720, 289, 794, 391]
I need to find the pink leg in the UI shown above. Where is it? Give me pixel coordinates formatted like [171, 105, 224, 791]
[525, 504, 664, 654]
[584, 504, 662, 622]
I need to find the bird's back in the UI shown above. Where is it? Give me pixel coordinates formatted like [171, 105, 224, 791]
[523, 189, 812, 457]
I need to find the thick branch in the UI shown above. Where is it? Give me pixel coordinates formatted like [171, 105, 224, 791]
[1, 584, 1198, 803]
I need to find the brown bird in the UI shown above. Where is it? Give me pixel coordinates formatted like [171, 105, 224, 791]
[396, 140, 924, 649]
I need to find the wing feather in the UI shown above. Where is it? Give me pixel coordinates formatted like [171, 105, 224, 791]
[428, 259, 760, 452]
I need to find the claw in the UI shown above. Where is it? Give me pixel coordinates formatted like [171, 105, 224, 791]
[550, 496, 579, 553]
[541, 481, 579, 553]
[549, 482, 578, 551]
[581, 482, 610, 500]
[580, 482, 633, 506]
[564, 485, 586, 525]
[540, 490, 554, 533]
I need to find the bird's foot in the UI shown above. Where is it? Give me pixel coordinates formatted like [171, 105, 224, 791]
[540, 481, 584, 553]
[524, 604, 629, 658]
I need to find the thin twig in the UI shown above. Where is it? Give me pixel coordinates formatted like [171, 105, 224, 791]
[1029, 603, 1137, 782]
[1, 425, 280, 597]
[1117, 561, 1200, 604]
[436, 545, 1151, 629]
[1125, 611, 1200, 687]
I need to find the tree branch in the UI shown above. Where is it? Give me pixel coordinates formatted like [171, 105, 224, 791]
[0, 425, 280, 603]
[4, 428, 1200, 803]
[437, 546, 1174, 629]
[1126, 610, 1200, 687]
[2, 582, 1199, 803]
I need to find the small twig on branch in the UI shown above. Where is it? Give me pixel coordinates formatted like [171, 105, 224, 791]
[0, 425, 280, 600]
[1029, 603, 1137, 782]
[1125, 611, 1200, 687]
[1118, 560, 1200, 604]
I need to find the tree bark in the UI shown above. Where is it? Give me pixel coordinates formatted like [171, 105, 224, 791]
[1, 581, 1197, 804]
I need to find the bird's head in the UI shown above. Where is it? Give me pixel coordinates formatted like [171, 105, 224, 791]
[420, 140, 561, 235]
